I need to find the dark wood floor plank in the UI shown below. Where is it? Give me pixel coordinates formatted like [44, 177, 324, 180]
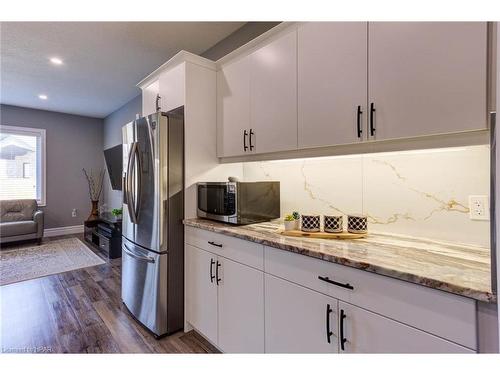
[0, 234, 218, 354]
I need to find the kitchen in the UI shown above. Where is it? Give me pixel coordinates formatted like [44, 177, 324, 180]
[1, 3, 499, 372]
[127, 21, 497, 354]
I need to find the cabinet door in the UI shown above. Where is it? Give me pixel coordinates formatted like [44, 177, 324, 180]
[217, 56, 251, 157]
[298, 22, 368, 148]
[217, 257, 264, 353]
[250, 30, 297, 154]
[185, 244, 218, 344]
[338, 301, 474, 353]
[265, 274, 338, 353]
[142, 80, 159, 117]
[368, 22, 488, 141]
[159, 63, 185, 112]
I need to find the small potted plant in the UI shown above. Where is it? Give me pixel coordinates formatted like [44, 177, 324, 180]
[111, 208, 123, 220]
[284, 214, 296, 231]
[292, 211, 301, 230]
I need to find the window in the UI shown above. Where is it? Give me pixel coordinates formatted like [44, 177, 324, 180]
[0, 125, 46, 205]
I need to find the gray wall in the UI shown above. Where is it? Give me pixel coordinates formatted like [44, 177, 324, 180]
[102, 95, 142, 211]
[101, 22, 280, 210]
[201, 22, 280, 61]
[0, 104, 103, 229]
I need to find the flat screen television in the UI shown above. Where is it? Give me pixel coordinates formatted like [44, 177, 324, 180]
[104, 144, 122, 190]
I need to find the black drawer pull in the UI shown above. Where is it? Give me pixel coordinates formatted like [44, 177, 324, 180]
[340, 309, 347, 351]
[326, 303, 333, 344]
[210, 258, 215, 283]
[356, 105, 363, 138]
[216, 261, 222, 285]
[318, 276, 354, 290]
[208, 241, 222, 248]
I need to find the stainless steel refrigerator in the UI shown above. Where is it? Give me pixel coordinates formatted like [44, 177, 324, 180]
[121, 108, 184, 337]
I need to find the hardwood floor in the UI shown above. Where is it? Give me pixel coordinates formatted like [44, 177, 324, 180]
[0, 235, 218, 354]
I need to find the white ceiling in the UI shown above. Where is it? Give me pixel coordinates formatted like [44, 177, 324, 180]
[0, 22, 245, 118]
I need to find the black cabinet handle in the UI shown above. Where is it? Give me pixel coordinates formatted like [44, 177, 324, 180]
[326, 303, 333, 344]
[356, 105, 363, 138]
[210, 258, 215, 283]
[340, 309, 347, 351]
[249, 129, 254, 151]
[156, 94, 161, 111]
[216, 261, 221, 285]
[243, 130, 248, 152]
[318, 276, 354, 290]
[208, 241, 222, 248]
[369, 102, 376, 137]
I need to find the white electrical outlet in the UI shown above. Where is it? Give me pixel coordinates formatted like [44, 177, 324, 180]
[468, 195, 489, 221]
[72, 209, 77, 218]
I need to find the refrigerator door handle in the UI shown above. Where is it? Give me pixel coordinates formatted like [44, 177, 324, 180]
[123, 244, 155, 263]
[126, 142, 138, 223]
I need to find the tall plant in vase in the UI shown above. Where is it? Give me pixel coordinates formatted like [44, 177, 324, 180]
[82, 168, 104, 221]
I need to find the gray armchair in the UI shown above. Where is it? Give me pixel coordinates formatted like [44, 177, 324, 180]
[0, 199, 44, 245]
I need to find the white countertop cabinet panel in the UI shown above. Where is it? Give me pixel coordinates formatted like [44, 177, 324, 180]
[368, 22, 488, 141]
[298, 22, 368, 148]
[217, 256, 264, 353]
[185, 244, 218, 344]
[339, 301, 474, 353]
[265, 274, 339, 353]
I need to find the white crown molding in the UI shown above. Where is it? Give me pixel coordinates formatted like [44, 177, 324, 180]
[137, 50, 216, 89]
[44, 225, 84, 238]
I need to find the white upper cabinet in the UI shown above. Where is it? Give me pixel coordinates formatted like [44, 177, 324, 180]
[368, 22, 488, 141]
[142, 80, 160, 117]
[250, 30, 298, 154]
[298, 22, 368, 148]
[217, 55, 251, 157]
[158, 63, 185, 112]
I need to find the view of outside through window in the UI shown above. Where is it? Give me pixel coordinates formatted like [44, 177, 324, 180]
[0, 132, 39, 201]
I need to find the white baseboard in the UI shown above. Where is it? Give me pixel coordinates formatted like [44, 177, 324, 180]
[44, 225, 84, 237]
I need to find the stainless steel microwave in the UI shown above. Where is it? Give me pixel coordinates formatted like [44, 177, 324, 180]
[197, 181, 280, 225]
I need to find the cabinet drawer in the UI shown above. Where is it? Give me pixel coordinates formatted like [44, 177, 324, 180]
[185, 226, 264, 270]
[264, 246, 477, 350]
[97, 234, 110, 253]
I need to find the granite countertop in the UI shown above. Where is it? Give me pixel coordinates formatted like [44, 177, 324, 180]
[184, 218, 494, 303]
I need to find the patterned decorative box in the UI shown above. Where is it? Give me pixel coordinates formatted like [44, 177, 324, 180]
[347, 214, 368, 234]
[324, 215, 343, 233]
[301, 215, 321, 232]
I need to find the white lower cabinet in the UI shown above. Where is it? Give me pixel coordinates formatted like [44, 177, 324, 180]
[185, 240, 264, 353]
[218, 257, 264, 353]
[338, 301, 474, 353]
[185, 244, 218, 344]
[265, 274, 339, 353]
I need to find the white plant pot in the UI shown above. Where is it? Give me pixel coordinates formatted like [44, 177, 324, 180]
[294, 219, 300, 230]
[284, 221, 296, 231]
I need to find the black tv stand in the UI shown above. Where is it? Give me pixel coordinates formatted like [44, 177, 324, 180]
[84, 213, 122, 259]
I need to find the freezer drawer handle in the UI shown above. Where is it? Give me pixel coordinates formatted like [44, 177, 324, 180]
[318, 276, 354, 290]
[208, 241, 223, 248]
[326, 303, 333, 344]
[123, 245, 155, 263]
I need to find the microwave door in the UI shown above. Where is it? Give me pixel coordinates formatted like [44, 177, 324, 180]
[122, 120, 137, 243]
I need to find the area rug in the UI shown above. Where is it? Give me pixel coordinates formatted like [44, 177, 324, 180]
[0, 237, 105, 286]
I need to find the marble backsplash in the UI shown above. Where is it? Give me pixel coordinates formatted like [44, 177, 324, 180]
[241, 145, 491, 247]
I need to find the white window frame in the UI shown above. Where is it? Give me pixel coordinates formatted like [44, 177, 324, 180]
[0, 125, 46, 206]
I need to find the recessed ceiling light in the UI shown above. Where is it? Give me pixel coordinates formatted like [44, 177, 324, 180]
[38, 94, 48, 100]
[49, 57, 63, 65]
